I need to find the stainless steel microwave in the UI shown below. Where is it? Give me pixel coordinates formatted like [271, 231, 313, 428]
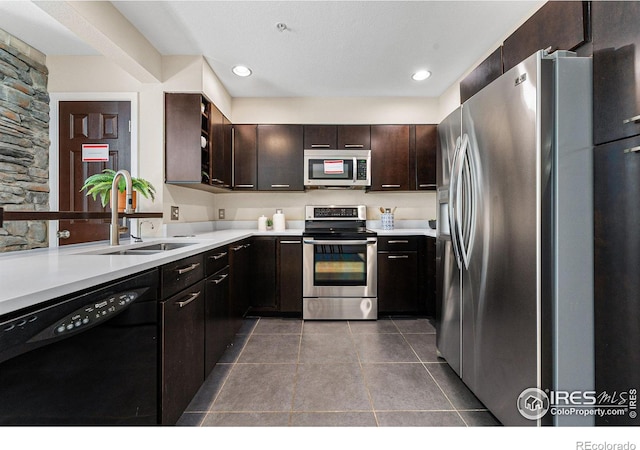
[303, 149, 371, 188]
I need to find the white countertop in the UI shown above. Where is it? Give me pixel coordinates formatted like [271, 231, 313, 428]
[0, 227, 435, 316]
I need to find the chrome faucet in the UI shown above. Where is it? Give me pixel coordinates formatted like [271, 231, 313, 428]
[132, 220, 154, 243]
[110, 170, 133, 245]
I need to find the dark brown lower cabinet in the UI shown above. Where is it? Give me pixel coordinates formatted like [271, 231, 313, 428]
[229, 239, 252, 332]
[278, 238, 303, 313]
[204, 266, 230, 377]
[250, 237, 277, 311]
[594, 138, 640, 426]
[377, 237, 419, 314]
[420, 236, 436, 316]
[160, 279, 205, 425]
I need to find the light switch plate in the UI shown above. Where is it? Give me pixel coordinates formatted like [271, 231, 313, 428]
[218, 209, 225, 219]
[171, 206, 179, 220]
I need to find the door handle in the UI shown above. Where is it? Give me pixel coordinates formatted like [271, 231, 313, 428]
[175, 262, 201, 275]
[448, 136, 463, 268]
[455, 134, 471, 270]
[387, 255, 409, 259]
[303, 239, 377, 245]
[57, 230, 71, 239]
[209, 252, 227, 260]
[177, 291, 201, 308]
[622, 114, 640, 125]
[209, 274, 228, 285]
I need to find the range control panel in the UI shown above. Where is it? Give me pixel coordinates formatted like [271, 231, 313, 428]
[306, 205, 367, 221]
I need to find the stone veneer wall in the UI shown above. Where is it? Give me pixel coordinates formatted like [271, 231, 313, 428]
[0, 28, 50, 252]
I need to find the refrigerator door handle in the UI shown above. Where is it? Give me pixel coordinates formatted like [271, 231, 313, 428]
[449, 136, 463, 268]
[457, 134, 472, 270]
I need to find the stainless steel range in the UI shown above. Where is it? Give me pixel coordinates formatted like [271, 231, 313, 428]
[302, 205, 377, 320]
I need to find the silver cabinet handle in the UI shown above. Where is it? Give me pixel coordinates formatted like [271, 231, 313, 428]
[209, 252, 227, 260]
[388, 240, 409, 244]
[623, 114, 640, 124]
[234, 184, 254, 188]
[388, 255, 409, 259]
[177, 291, 201, 308]
[232, 244, 244, 251]
[344, 144, 364, 148]
[176, 262, 200, 275]
[57, 230, 70, 239]
[419, 184, 436, 188]
[303, 239, 377, 245]
[280, 240, 301, 244]
[381, 184, 401, 188]
[271, 184, 290, 188]
[623, 145, 640, 154]
[244, 243, 251, 248]
[310, 144, 331, 148]
[210, 274, 228, 285]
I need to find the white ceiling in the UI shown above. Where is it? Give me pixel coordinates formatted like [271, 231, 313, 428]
[0, 1, 542, 98]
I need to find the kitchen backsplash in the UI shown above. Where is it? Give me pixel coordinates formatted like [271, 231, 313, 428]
[212, 190, 437, 222]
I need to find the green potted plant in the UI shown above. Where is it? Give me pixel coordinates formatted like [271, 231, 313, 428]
[80, 169, 156, 211]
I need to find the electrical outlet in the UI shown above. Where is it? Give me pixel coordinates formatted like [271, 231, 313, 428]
[171, 206, 179, 220]
[218, 209, 225, 220]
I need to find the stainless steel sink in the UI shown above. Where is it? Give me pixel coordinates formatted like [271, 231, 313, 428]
[81, 242, 196, 255]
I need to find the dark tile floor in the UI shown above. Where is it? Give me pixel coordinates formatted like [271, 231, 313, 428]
[177, 317, 501, 427]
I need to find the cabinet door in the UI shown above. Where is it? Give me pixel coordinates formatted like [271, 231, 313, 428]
[415, 125, 437, 190]
[337, 125, 370, 149]
[593, 137, 640, 425]
[257, 124, 304, 191]
[164, 93, 203, 183]
[377, 251, 418, 313]
[370, 125, 410, 191]
[233, 124, 257, 190]
[278, 238, 302, 313]
[593, 1, 640, 145]
[250, 237, 277, 310]
[229, 240, 252, 333]
[160, 279, 205, 425]
[222, 115, 233, 187]
[502, 1, 589, 72]
[209, 104, 225, 187]
[205, 267, 230, 376]
[304, 125, 337, 149]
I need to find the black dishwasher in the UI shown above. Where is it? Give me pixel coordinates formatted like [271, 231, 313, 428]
[0, 269, 159, 425]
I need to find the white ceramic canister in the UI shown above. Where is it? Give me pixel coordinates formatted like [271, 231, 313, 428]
[258, 215, 267, 231]
[273, 209, 286, 232]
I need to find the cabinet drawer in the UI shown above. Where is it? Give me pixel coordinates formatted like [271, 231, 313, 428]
[205, 246, 229, 277]
[377, 236, 419, 252]
[161, 253, 205, 299]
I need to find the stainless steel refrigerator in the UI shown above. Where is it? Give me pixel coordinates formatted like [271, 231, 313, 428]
[435, 50, 595, 426]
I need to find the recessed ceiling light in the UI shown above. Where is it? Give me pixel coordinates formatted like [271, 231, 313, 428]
[412, 70, 431, 81]
[232, 65, 252, 77]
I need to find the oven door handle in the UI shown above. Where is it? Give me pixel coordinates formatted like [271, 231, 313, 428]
[303, 239, 377, 245]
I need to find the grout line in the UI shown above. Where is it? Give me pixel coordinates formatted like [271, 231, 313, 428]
[348, 320, 380, 427]
[204, 317, 260, 419]
[288, 320, 305, 426]
[420, 359, 469, 426]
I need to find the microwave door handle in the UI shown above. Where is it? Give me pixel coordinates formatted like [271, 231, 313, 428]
[353, 157, 357, 183]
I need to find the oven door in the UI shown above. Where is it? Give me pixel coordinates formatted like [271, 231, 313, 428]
[303, 237, 377, 298]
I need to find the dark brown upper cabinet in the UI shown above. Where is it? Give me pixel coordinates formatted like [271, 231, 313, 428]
[460, 47, 503, 104]
[257, 124, 304, 191]
[592, 1, 640, 145]
[370, 125, 410, 191]
[304, 125, 337, 149]
[502, 1, 590, 73]
[233, 124, 257, 190]
[415, 124, 437, 190]
[165, 93, 208, 185]
[209, 107, 232, 188]
[337, 125, 371, 149]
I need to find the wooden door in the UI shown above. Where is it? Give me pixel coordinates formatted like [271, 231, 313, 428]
[415, 124, 438, 190]
[257, 124, 304, 191]
[233, 124, 257, 190]
[58, 101, 131, 245]
[370, 125, 410, 190]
